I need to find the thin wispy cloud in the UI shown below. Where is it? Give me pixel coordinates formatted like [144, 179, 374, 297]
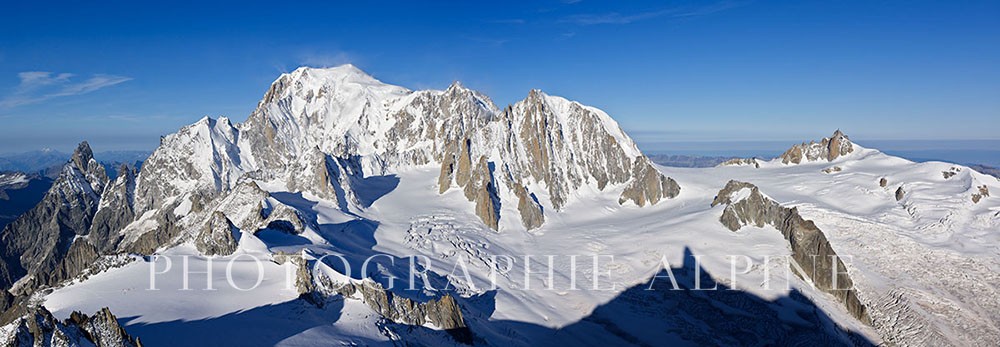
[561, 1, 742, 25]
[299, 51, 356, 68]
[466, 36, 510, 47]
[95, 114, 188, 122]
[488, 19, 526, 25]
[0, 72, 132, 108]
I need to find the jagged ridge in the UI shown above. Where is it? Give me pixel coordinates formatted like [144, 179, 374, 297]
[712, 180, 870, 323]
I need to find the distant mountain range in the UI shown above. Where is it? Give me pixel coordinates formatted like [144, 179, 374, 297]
[648, 153, 1000, 180]
[0, 149, 148, 178]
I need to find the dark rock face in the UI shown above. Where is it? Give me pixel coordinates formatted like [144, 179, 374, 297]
[195, 211, 239, 256]
[879, 177, 888, 187]
[508, 90, 679, 212]
[512, 182, 544, 230]
[88, 165, 137, 254]
[1, 147, 168, 300]
[439, 138, 502, 230]
[0, 142, 109, 293]
[2, 306, 142, 347]
[895, 186, 905, 201]
[288, 148, 341, 204]
[427, 87, 679, 230]
[619, 156, 681, 207]
[779, 130, 854, 164]
[273, 252, 314, 298]
[462, 156, 500, 230]
[712, 180, 870, 324]
[40, 239, 100, 289]
[0, 289, 10, 313]
[119, 211, 181, 255]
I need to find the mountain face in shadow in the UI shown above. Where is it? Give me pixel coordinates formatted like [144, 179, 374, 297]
[0, 174, 52, 231]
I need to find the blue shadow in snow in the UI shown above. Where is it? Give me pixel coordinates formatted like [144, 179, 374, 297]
[404, 247, 876, 346]
[119, 297, 355, 346]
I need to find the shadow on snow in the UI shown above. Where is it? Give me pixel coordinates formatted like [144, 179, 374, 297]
[117, 247, 876, 346]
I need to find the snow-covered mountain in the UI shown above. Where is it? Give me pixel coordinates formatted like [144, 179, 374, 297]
[128, 64, 677, 238]
[2, 65, 998, 346]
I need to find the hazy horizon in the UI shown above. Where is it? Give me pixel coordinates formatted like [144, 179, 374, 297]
[3, 134, 998, 167]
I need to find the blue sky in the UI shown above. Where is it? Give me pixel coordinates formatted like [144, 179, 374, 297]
[0, 0, 998, 154]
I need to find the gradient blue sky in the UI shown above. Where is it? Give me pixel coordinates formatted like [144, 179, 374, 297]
[1, 0, 998, 154]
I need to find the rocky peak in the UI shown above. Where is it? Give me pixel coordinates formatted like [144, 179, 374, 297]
[66, 141, 109, 195]
[134, 115, 244, 215]
[0, 141, 112, 293]
[779, 130, 855, 164]
[70, 141, 95, 172]
[0, 306, 142, 346]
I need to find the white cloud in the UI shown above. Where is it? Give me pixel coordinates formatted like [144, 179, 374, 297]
[0, 72, 132, 108]
[299, 51, 355, 68]
[561, 1, 742, 25]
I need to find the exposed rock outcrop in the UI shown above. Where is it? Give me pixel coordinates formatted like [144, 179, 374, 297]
[712, 180, 870, 324]
[822, 166, 842, 174]
[461, 156, 500, 230]
[879, 177, 887, 187]
[512, 182, 544, 230]
[438, 149, 457, 194]
[273, 251, 474, 343]
[330, 279, 470, 343]
[195, 211, 239, 256]
[718, 157, 761, 168]
[779, 130, 854, 164]
[88, 164, 137, 254]
[0, 306, 142, 347]
[895, 186, 905, 201]
[943, 167, 961, 179]
[39, 239, 100, 289]
[972, 185, 990, 203]
[619, 156, 681, 207]
[272, 252, 315, 300]
[286, 147, 341, 204]
[118, 211, 182, 255]
[262, 203, 308, 234]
